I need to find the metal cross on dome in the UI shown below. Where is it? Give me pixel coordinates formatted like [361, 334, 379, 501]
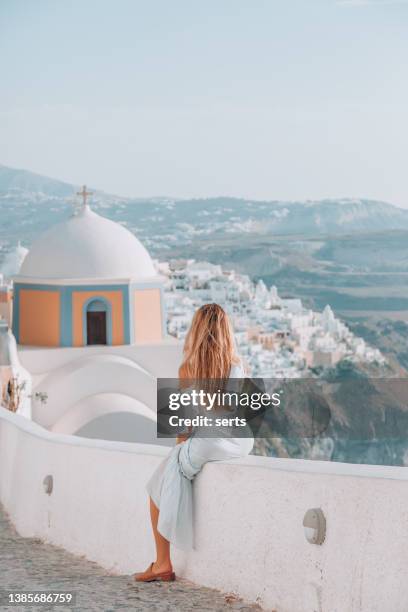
[76, 185, 93, 208]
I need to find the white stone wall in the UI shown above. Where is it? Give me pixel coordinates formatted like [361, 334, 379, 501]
[1, 406, 408, 612]
[17, 340, 183, 378]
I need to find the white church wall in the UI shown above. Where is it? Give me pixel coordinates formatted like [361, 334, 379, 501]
[17, 340, 183, 378]
[0, 324, 32, 418]
[50, 392, 173, 447]
[74, 411, 174, 448]
[31, 354, 157, 429]
[1, 405, 408, 612]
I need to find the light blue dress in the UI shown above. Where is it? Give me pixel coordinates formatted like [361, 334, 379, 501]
[146, 362, 254, 551]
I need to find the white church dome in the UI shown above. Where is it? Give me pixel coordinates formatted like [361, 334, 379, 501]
[1, 242, 29, 278]
[19, 205, 156, 280]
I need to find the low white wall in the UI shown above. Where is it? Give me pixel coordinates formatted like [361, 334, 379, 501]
[18, 340, 183, 378]
[1, 405, 408, 612]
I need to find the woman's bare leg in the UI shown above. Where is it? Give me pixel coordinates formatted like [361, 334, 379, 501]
[149, 497, 173, 573]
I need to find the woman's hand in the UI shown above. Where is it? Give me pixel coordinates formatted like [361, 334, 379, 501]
[176, 433, 190, 444]
[176, 425, 192, 444]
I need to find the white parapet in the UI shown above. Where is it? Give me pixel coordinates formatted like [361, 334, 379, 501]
[1, 405, 408, 611]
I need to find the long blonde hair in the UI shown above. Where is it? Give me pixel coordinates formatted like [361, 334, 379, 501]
[179, 303, 239, 380]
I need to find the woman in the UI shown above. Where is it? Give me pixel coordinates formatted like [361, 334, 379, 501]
[134, 303, 254, 582]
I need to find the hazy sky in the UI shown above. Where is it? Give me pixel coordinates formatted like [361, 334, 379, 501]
[1, 0, 407, 205]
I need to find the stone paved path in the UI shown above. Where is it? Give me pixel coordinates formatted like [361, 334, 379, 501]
[0, 505, 261, 612]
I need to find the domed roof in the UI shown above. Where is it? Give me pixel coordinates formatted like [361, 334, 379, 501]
[1, 241, 28, 278]
[19, 205, 156, 280]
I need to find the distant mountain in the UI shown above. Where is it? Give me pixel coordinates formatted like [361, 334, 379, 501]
[0, 164, 79, 198]
[260, 198, 408, 235]
[1, 164, 408, 245]
[161, 196, 408, 235]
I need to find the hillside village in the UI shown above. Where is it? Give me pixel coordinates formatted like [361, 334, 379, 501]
[0, 233, 386, 381]
[159, 259, 385, 378]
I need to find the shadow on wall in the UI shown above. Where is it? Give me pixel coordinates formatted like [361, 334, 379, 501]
[75, 412, 173, 447]
[49, 392, 173, 447]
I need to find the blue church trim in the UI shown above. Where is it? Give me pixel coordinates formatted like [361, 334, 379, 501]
[13, 280, 164, 346]
[122, 284, 131, 344]
[60, 286, 73, 346]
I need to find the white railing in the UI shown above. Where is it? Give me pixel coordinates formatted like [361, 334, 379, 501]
[1, 405, 408, 612]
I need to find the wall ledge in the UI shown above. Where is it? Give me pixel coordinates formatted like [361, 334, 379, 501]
[1, 406, 407, 481]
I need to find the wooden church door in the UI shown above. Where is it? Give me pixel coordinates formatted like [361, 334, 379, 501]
[86, 311, 107, 345]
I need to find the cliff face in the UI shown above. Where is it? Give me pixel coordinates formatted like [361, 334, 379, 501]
[253, 363, 408, 466]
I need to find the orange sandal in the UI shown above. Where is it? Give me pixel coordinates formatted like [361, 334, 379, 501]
[134, 563, 176, 582]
